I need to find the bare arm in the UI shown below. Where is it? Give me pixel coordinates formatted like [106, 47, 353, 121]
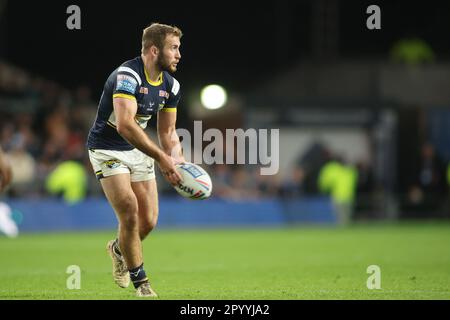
[157, 109, 185, 163]
[113, 97, 182, 185]
[114, 97, 164, 161]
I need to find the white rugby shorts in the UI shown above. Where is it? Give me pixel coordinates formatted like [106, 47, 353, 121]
[88, 148, 155, 182]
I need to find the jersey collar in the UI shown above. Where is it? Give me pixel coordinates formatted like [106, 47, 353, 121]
[144, 68, 163, 86]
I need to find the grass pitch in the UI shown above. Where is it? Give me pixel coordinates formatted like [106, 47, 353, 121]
[0, 222, 449, 300]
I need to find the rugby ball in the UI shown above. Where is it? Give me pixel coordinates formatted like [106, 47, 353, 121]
[174, 162, 212, 200]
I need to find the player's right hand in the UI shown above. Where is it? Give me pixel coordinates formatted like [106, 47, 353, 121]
[157, 153, 183, 186]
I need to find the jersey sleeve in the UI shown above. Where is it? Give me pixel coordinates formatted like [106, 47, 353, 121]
[112, 66, 142, 101]
[161, 77, 181, 112]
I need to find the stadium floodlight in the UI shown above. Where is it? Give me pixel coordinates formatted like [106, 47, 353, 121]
[200, 84, 227, 110]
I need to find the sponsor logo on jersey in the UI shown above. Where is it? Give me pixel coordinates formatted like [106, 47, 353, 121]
[139, 87, 148, 94]
[159, 90, 169, 98]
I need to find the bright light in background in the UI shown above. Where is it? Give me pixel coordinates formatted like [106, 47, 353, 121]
[200, 84, 227, 110]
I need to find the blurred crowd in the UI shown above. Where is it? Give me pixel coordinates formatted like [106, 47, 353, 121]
[402, 143, 449, 217]
[0, 61, 291, 202]
[0, 61, 361, 205]
[1, 60, 450, 220]
[0, 60, 97, 200]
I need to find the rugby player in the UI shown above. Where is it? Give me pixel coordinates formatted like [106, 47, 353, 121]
[87, 23, 185, 297]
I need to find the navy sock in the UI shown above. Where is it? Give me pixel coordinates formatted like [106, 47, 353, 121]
[129, 263, 148, 288]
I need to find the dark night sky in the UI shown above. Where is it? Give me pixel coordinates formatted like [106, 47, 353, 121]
[3, 0, 450, 99]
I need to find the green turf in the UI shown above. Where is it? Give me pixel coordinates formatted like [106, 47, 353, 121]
[0, 222, 449, 300]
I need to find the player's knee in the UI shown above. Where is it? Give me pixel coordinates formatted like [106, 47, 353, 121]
[116, 196, 139, 230]
[116, 194, 138, 215]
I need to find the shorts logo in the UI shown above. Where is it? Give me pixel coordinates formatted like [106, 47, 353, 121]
[116, 74, 137, 94]
[103, 159, 121, 169]
[140, 87, 148, 94]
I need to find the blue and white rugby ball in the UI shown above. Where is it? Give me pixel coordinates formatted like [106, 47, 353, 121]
[174, 162, 212, 200]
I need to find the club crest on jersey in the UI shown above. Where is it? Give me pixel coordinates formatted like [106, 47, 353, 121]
[147, 102, 155, 111]
[140, 87, 148, 94]
[159, 90, 169, 98]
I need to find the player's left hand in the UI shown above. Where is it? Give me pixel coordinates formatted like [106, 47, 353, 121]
[157, 153, 183, 186]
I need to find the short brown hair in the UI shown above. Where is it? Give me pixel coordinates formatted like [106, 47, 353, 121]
[141, 23, 183, 54]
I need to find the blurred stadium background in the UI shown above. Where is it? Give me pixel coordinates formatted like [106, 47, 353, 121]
[0, 0, 449, 299]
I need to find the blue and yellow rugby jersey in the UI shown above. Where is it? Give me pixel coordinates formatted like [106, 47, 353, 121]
[87, 56, 181, 150]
